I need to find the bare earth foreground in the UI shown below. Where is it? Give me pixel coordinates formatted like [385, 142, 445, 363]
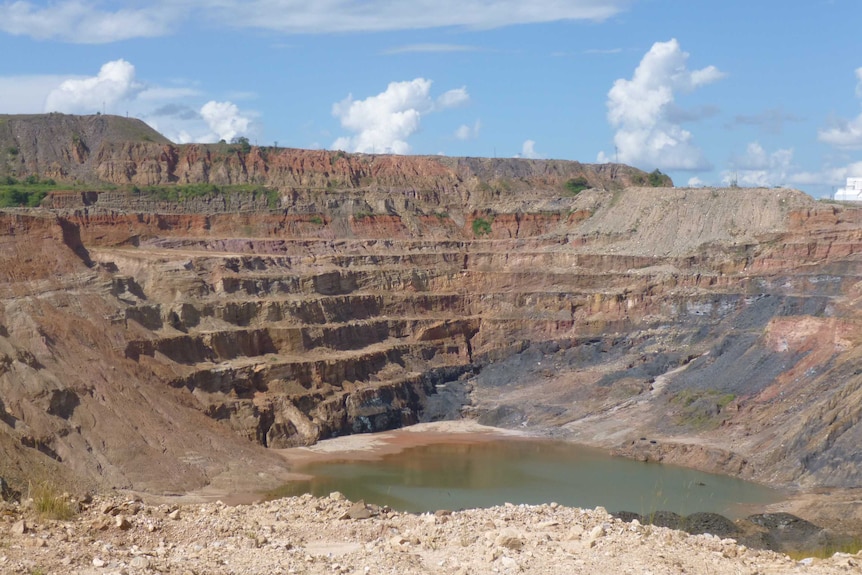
[1, 424, 860, 575]
[2, 491, 860, 575]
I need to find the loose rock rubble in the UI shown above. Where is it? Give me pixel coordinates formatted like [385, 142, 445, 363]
[1, 494, 859, 574]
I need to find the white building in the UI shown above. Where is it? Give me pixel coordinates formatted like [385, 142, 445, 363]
[835, 177, 862, 201]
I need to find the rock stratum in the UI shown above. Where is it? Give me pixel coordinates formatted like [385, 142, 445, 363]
[1, 113, 862, 518]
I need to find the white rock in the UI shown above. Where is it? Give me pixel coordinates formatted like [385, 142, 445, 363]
[495, 528, 525, 551]
[10, 520, 27, 535]
[587, 524, 605, 548]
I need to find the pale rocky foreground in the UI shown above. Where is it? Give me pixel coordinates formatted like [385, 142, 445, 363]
[1, 494, 859, 575]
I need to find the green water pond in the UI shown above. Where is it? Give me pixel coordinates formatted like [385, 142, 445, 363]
[274, 438, 783, 518]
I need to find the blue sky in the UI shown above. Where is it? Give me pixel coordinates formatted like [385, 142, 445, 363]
[0, 1, 860, 197]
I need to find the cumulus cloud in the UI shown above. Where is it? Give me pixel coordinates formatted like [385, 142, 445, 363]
[518, 140, 542, 159]
[44, 59, 143, 114]
[200, 101, 251, 142]
[17, 59, 255, 144]
[819, 117, 862, 149]
[687, 176, 705, 187]
[0, 75, 73, 113]
[818, 67, 862, 149]
[455, 120, 481, 141]
[0, 1, 174, 43]
[332, 78, 469, 154]
[792, 162, 862, 188]
[598, 39, 725, 171]
[723, 142, 795, 187]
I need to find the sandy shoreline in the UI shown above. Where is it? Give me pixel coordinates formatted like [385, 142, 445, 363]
[277, 420, 529, 464]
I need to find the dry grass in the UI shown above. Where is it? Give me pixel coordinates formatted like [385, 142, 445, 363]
[28, 481, 76, 520]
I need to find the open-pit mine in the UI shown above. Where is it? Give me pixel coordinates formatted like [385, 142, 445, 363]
[3, 114, 862, 562]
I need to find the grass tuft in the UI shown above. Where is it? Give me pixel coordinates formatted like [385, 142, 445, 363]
[28, 481, 76, 520]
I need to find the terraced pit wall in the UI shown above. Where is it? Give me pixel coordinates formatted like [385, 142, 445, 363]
[4, 140, 862, 500]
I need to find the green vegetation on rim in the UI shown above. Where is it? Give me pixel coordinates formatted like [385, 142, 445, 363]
[564, 177, 590, 196]
[632, 169, 672, 187]
[130, 183, 280, 208]
[0, 176, 56, 207]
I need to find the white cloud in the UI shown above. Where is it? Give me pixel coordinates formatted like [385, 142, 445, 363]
[44, 59, 143, 114]
[598, 39, 725, 171]
[518, 140, 542, 159]
[0, 75, 73, 113]
[1, 59, 256, 145]
[210, 0, 629, 34]
[437, 87, 470, 109]
[818, 67, 862, 149]
[0, 1, 174, 43]
[0, 1, 631, 43]
[723, 142, 795, 187]
[792, 162, 862, 187]
[455, 120, 481, 140]
[819, 117, 862, 149]
[200, 101, 251, 142]
[687, 176, 705, 187]
[332, 78, 469, 154]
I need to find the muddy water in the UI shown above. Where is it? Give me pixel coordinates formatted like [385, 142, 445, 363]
[277, 438, 783, 517]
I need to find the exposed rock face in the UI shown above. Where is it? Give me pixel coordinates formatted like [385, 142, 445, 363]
[3, 114, 862, 502]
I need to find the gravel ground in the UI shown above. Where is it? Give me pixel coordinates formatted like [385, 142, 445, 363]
[2, 493, 859, 575]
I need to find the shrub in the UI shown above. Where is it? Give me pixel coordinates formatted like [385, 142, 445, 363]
[264, 188, 280, 209]
[0, 188, 47, 207]
[648, 169, 670, 187]
[564, 177, 589, 196]
[472, 217, 493, 237]
[231, 136, 252, 154]
[309, 215, 324, 225]
[330, 150, 347, 166]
